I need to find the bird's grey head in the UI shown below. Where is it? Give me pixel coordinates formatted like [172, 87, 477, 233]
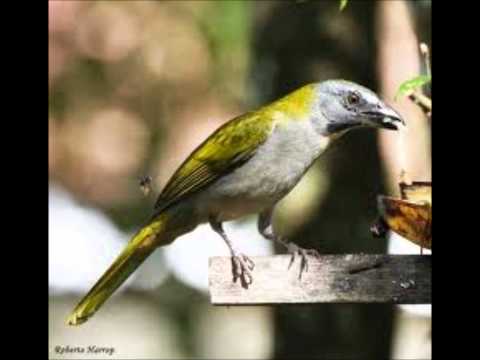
[311, 80, 405, 135]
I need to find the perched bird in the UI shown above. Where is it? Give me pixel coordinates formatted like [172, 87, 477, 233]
[67, 80, 404, 325]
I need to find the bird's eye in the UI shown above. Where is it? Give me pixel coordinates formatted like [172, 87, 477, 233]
[346, 92, 360, 105]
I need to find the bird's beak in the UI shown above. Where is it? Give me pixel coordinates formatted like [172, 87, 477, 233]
[362, 104, 405, 131]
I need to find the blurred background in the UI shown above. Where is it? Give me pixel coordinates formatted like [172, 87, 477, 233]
[49, 0, 431, 359]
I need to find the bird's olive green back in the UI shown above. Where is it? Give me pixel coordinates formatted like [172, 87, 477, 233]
[153, 84, 316, 215]
[153, 112, 273, 214]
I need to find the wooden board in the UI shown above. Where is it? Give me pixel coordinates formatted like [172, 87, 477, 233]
[209, 255, 431, 304]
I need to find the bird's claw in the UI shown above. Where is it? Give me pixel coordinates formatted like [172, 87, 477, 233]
[286, 244, 321, 280]
[231, 253, 255, 289]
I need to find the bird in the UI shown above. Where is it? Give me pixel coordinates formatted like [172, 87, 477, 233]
[67, 79, 404, 326]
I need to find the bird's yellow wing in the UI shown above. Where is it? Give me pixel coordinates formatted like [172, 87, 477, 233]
[153, 112, 274, 214]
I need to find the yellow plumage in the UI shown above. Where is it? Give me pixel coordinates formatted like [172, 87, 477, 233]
[67, 216, 167, 326]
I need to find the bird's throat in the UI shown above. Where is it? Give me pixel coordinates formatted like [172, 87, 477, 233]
[326, 122, 360, 134]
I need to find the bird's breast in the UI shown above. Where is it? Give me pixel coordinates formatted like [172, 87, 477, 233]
[195, 119, 331, 221]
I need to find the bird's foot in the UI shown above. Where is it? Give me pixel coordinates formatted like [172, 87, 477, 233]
[286, 243, 321, 280]
[231, 253, 255, 289]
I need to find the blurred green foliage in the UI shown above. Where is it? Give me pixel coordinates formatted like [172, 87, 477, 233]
[395, 74, 431, 100]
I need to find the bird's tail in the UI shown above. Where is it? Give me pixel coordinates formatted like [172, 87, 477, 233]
[66, 213, 170, 326]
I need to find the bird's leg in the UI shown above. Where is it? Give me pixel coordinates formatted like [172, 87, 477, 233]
[258, 207, 320, 279]
[209, 216, 255, 289]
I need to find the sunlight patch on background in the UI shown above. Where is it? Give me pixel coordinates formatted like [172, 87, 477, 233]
[48, 184, 170, 295]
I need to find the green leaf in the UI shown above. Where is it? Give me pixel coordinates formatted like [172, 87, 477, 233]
[395, 75, 431, 100]
[339, 0, 348, 11]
